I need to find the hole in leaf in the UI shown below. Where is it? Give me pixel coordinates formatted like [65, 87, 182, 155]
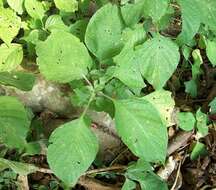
[77, 161, 81, 165]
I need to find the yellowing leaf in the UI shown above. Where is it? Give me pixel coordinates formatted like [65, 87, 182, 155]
[143, 90, 175, 126]
[7, 0, 24, 14]
[24, 0, 46, 20]
[0, 43, 23, 72]
[0, 7, 21, 45]
[54, 0, 78, 13]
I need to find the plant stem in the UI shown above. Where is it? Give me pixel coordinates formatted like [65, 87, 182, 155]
[98, 92, 115, 102]
[81, 92, 95, 118]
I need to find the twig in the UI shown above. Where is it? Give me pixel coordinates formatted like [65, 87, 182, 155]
[84, 165, 127, 175]
[79, 176, 121, 190]
[36, 165, 127, 176]
[109, 148, 128, 166]
[37, 167, 53, 174]
[170, 160, 182, 190]
[17, 175, 29, 190]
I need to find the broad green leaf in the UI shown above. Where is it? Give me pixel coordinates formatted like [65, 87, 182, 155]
[36, 31, 92, 83]
[206, 40, 216, 67]
[0, 43, 23, 72]
[0, 121, 27, 149]
[0, 7, 21, 45]
[143, 90, 175, 126]
[184, 79, 197, 98]
[114, 26, 147, 94]
[177, 112, 196, 131]
[139, 172, 168, 190]
[24, 0, 46, 20]
[190, 142, 208, 160]
[143, 0, 168, 23]
[0, 96, 30, 149]
[121, 0, 144, 27]
[122, 179, 136, 190]
[158, 6, 174, 31]
[85, 4, 124, 61]
[196, 109, 208, 138]
[0, 158, 38, 175]
[47, 118, 99, 185]
[114, 49, 144, 94]
[54, 0, 78, 13]
[105, 79, 134, 99]
[136, 35, 180, 90]
[127, 159, 152, 174]
[126, 160, 167, 190]
[45, 15, 69, 32]
[177, 0, 200, 45]
[0, 71, 35, 91]
[7, 0, 24, 14]
[114, 98, 167, 163]
[209, 98, 216, 114]
[196, 0, 216, 30]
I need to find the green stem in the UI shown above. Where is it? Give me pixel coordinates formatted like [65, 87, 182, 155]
[98, 92, 115, 102]
[81, 92, 95, 118]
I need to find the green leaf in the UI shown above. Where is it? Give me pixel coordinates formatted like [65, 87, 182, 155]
[125, 159, 167, 190]
[122, 179, 136, 190]
[177, 112, 196, 131]
[24, 0, 46, 20]
[0, 96, 30, 149]
[0, 158, 38, 175]
[177, 0, 200, 45]
[0, 71, 35, 91]
[47, 118, 99, 185]
[114, 49, 144, 94]
[54, 0, 78, 13]
[143, 90, 175, 126]
[184, 79, 197, 98]
[45, 15, 69, 32]
[114, 98, 167, 163]
[136, 35, 180, 90]
[196, 109, 208, 138]
[0, 7, 21, 45]
[196, 0, 216, 31]
[206, 39, 216, 67]
[127, 159, 152, 174]
[139, 172, 168, 190]
[36, 31, 92, 83]
[209, 98, 216, 114]
[121, 0, 144, 27]
[143, 0, 169, 23]
[190, 142, 208, 160]
[7, 0, 24, 14]
[114, 26, 147, 94]
[85, 3, 124, 61]
[0, 43, 23, 72]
